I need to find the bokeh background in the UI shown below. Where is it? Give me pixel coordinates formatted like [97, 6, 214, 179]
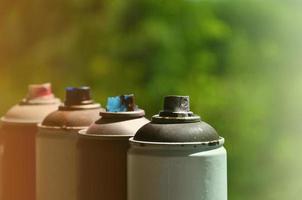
[1, 0, 302, 199]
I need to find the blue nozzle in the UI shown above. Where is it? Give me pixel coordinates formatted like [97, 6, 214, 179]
[106, 94, 136, 112]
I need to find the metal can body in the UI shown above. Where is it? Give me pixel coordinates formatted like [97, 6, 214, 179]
[0, 84, 60, 200]
[36, 128, 78, 200]
[1, 123, 37, 200]
[128, 96, 227, 200]
[128, 143, 227, 200]
[36, 87, 102, 200]
[78, 107, 149, 200]
[0, 132, 3, 200]
[78, 136, 130, 200]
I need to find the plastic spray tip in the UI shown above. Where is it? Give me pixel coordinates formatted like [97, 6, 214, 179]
[27, 83, 54, 100]
[65, 86, 93, 106]
[106, 94, 137, 112]
[159, 95, 193, 117]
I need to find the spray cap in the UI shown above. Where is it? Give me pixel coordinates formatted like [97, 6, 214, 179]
[27, 83, 54, 100]
[59, 86, 100, 110]
[159, 96, 193, 117]
[20, 83, 59, 105]
[152, 95, 200, 123]
[65, 87, 93, 106]
[106, 94, 137, 112]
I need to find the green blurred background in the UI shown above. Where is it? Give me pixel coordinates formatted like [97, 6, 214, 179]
[1, 0, 302, 199]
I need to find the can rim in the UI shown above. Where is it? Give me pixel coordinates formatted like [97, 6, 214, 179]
[0, 117, 38, 125]
[58, 103, 101, 111]
[78, 129, 133, 140]
[99, 109, 145, 119]
[129, 137, 224, 148]
[38, 123, 88, 131]
[20, 97, 61, 105]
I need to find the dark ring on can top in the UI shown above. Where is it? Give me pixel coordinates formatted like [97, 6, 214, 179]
[129, 137, 225, 148]
[19, 98, 60, 105]
[99, 109, 145, 119]
[58, 103, 101, 111]
[151, 114, 201, 123]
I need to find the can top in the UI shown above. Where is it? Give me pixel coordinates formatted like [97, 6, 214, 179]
[1, 83, 61, 124]
[133, 95, 221, 144]
[40, 86, 103, 129]
[79, 94, 149, 138]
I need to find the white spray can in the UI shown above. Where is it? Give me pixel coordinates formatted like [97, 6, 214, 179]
[128, 96, 227, 200]
[36, 87, 103, 200]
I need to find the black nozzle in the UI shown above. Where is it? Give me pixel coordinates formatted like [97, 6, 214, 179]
[65, 87, 94, 106]
[121, 94, 136, 111]
[159, 96, 193, 117]
[163, 96, 190, 113]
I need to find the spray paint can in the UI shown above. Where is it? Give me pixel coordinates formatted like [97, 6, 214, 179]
[0, 83, 60, 200]
[128, 96, 227, 200]
[78, 94, 149, 200]
[36, 87, 103, 200]
[0, 133, 3, 200]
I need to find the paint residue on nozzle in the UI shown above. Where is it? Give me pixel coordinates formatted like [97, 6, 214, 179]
[27, 83, 54, 100]
[106, 94, 137, 112]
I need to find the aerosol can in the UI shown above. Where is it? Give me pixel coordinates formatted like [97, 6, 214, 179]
[128, 96, 227, 200]
[36, 87, 103, 200]
[78, 94, 149, 200]
[0, 83, 60, 200]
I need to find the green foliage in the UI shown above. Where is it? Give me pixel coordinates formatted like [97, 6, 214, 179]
[0, 0, 302, 199]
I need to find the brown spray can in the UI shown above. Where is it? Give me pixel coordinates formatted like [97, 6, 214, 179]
[36, 87, 104, 200]
[0, 83, 61, 200]
[78, 94, 149, 200]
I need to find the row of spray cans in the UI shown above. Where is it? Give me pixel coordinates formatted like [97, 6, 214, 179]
[0, 83, 227, 200]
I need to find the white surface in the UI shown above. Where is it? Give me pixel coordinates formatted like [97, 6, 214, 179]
[36, 129, 79, 200]
[128, 146, 227, 200]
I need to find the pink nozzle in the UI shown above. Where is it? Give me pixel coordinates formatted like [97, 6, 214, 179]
[27, 83, 54, 99]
